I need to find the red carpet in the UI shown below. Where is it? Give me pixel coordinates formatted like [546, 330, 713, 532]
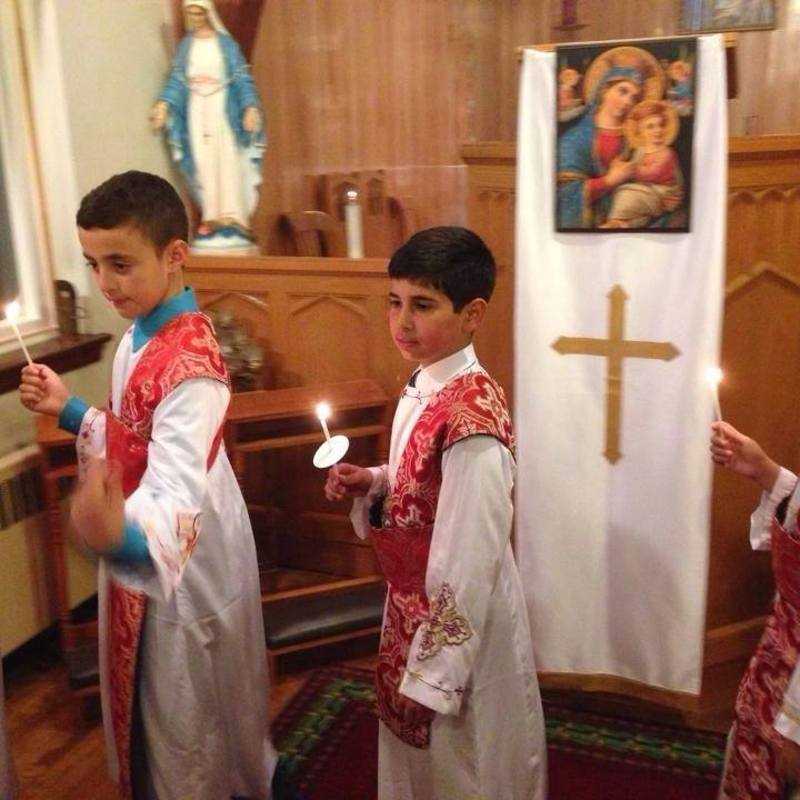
[272, 667, 724, 800]
[548, 748, 720, 799]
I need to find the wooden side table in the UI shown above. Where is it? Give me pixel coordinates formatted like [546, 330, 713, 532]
[35, 414, 99, 694]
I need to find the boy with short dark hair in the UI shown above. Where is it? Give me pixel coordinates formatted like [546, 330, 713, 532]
[19, 171, 276, 799]
[325, 226, 546, 799]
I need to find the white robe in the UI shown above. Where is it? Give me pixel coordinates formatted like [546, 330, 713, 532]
[352, 344, 547, 800]
[187, 36, 250, 227]
[78, 326, 276, 800]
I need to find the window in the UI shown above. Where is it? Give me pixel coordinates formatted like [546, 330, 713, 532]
[0, 158, 19, 303]
[0, 0, 56, 348]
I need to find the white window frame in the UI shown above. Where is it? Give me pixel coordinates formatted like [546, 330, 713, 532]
[0, 0, 57, 350]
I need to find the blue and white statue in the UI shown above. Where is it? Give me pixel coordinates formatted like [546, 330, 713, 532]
[151, 0, 266, 251]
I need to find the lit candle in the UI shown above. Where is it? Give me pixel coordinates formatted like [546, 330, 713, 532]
[312, 401, 350, 469]
[706, 366, 723, 422]
[5, 300, 33, 367]
[343, 188, 364, 259]
[315, 401, 332, 442]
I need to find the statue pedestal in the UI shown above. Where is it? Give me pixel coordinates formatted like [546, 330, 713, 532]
[191, 224, 260, 254]
[189, 244, 260, 257]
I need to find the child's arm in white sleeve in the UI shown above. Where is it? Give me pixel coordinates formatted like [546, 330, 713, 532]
[105, 377, 228, 601]
[399, 434, 513, 715]
[750, 467, 798, 551]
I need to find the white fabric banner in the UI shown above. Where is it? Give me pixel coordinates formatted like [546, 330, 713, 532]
[515, 36, 726, 694]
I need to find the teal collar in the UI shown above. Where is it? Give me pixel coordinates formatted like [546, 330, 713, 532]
[132, 288, 198, 352]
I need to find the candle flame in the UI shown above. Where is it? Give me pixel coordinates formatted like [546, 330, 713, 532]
[315, 402, 331, 421]
[5, 300, 21, 324]
[706, 366, 723, 387]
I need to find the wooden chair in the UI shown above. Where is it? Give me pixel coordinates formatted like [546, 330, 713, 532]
[388, 196, 418, 242]
[280, 211, 347, 257]
[309, 170, 420, 257]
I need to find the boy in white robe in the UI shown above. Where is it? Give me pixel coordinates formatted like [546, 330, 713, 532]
[325, 227, 547, 800]
[19, 171, 281, 800]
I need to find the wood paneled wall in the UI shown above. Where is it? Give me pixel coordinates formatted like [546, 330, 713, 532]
[249, 0, 499, 252]
[233, 1, 800, 253]
[493, 0, 800, 141]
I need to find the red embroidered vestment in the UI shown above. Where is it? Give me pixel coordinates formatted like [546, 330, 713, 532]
[102, 312, 228, 798]
[722, 515, 800, 800]
[370, 371, 514, 748]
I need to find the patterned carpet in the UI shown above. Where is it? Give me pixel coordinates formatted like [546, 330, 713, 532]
[272, 667, 726, 800]
[273, 668, 378, 800]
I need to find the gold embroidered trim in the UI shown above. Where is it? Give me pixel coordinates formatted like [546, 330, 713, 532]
[416, 582, 473, 661]
[405, 669, 464, 697]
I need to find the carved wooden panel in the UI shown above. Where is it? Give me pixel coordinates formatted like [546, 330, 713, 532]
[186, 255, 408, 399]
[710, 266, 800, 629]
[286, 295, 372, 386]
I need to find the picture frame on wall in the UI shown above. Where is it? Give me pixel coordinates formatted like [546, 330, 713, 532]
[681, 0, 776, 33]
[554, 38, 697, 233]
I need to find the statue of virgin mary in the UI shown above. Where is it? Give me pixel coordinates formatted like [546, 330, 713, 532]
[151, 0, 266, 251]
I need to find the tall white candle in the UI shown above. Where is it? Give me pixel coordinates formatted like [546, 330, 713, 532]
[5, 300, 33, 366]
[315, 401, 332, 442]
[343, 188, 364, 259]
[706, 366, 723, 422]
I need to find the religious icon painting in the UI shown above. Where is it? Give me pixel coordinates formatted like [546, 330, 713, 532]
[681, 0, 775, 32]
[555, 38, 697, 233]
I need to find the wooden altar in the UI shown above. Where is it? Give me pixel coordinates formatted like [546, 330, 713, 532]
[461, 135, 800, 722]
[184, 257, 408, 669]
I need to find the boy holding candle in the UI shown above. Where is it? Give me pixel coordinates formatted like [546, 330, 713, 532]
[324, 227, 546, 799]
[711, 420, 800, 799]
[18, 171, 279, 800]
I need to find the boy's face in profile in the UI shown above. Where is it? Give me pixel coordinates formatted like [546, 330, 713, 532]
[79, 224, 185, 320]
[388, 279, 484, 367]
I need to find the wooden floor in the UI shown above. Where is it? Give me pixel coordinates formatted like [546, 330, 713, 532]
[3, 634, 735, 798]
[4, 640, 377, 800]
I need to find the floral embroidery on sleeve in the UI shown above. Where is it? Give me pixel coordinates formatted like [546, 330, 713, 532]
[177, 511, 201, 566]
[76, 408, 106, 478]
[137, 512, 201, 593]
[416, 582, 473, 661]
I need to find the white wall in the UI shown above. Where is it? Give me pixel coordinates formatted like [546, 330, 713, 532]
[53, 0, 177, 344]
[1, 0, 181, 651]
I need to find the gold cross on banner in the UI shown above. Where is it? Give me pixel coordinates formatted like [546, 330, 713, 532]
[551, 284, 680, 464]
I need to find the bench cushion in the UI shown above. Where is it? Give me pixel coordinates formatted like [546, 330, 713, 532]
[265, 584, 386, 649]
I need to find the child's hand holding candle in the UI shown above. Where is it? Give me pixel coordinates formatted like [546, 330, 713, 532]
[312, 400, 350, 468]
